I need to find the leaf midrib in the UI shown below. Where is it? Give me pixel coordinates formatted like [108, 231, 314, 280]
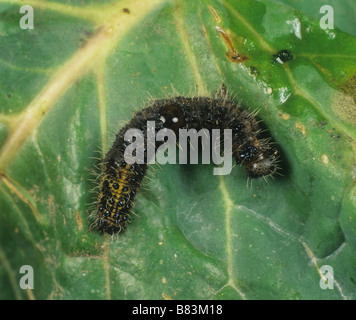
[0, 0, 166, 170]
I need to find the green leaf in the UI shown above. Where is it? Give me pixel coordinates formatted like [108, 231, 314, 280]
[0, 0, 355, 300]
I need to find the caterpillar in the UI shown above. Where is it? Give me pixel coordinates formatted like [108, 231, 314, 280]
[93, 85, 279, 234]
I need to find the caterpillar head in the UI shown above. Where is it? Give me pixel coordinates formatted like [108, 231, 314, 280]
[245, 150, 279, 178]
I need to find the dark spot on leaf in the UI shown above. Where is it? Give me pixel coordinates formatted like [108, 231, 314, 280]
[272, 49, 293, 65]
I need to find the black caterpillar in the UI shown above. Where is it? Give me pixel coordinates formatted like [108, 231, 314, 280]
[93, 86, 279, 234]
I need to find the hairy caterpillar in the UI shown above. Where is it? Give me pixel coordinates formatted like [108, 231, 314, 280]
[93, 86, 279, 234]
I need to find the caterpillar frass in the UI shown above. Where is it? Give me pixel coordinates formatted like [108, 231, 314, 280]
[93, 86, 279, 234]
